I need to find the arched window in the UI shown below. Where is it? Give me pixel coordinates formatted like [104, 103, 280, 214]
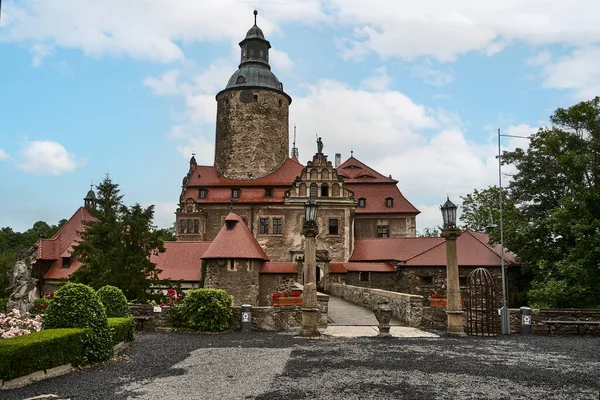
[321, 170, 329, 180]
[298, 183, 307, 196]
[310, 183, 318, 198]
[310, 169, 318, 180]
[321, 183, 329, 197]
[332, 183, 340, 197]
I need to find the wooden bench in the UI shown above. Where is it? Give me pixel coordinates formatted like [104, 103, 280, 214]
[540, 309, 600, 335]
[133, 315, 151, 331]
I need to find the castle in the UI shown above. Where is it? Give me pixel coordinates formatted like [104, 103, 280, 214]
[36, 12, 519, 307]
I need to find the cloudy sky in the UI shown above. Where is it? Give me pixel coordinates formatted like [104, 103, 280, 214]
[1, 0, 597, 233]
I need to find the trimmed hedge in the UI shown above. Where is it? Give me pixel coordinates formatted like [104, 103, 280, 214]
[97, 286, 131, 318]
[108, 317, 135, 346]
[43, 283, 113, 364]
[174, 289, 232, 332]
[0, 328, 89, 381]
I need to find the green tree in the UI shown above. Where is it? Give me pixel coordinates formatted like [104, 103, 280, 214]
[501, 97, 600, 308]
[71, 174, 165, 302]
[418, 227, 441, 237]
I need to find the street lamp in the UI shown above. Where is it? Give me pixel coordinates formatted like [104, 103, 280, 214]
[440, 197, 466, 336]
[300, 198, 320, 337]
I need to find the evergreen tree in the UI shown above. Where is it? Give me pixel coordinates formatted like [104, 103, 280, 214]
[71, 174, 165, 302]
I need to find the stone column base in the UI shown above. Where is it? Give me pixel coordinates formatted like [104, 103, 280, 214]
[299, 307, 320, 337]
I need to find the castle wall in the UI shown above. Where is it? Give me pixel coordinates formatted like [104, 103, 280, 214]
[204, 259, 261, 306]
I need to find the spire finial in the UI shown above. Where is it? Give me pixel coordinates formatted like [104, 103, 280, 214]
[254, 10, 258, 25]
[192, 151, 196, 157]
[351, 149, 354, 157]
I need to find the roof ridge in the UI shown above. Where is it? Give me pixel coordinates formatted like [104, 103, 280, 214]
[403, 240, 446, 263]
[463, 230, 507, 262]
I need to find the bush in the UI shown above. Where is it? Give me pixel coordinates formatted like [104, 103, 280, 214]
[97, 285, 131, 318]
[1, 309, 42, 338]
[31, 297, 51, 316]
[0, 298, 7, 314]
[175, 289, 232, 332]
[0, 328, 89, 380]
[43, 283, 113, 364]
[107, 317, 135, 345]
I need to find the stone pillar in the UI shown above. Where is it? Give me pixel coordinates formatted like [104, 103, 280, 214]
[441, 228, 466, 336]
[300, 225, 320, 337]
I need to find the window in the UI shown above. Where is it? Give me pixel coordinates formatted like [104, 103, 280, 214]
[186, 205, 193, 213]
[419, 276, 433, 285]
[259, 218, 270, 234]
[231, 188, 240, 199]
[179, 219, 186, 233]
[310, 184, 318, 198]
[272, 218, 283, 234]
[328, 219, 339, 235]
[265, 188, 274, 198]
[386, 197, 393, 208]
[359, 271, 370, 282]
[321, 184, 329, 197]
[61, 257, 71, 268]
[187, 220, 193, 233]
[199, 189, 208, 199]
[358, 198, 366, 208]
[229, 259, 236, 271]
[193, 219, 199, 234]
[253, 95, 258, 102]
[377, 226, 389, 238]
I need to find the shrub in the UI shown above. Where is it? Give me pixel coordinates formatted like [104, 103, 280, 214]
[43, 283, 113, 364]
[31, 297, 51, 316]
[0, 328, 88, 380]
[107, 317, 135, 345]
[97, 285, 131, 318]
[175, 289, 232, 332]
[1, 309, 42, 339]
[0, 298, 8, 314]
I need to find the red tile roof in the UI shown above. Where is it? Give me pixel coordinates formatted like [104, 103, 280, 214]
[350, 232, 519, 267]
[202, 213, 269, 260]
[330, 262, 394, 273]
[260, 262, 297, 274]
[150, 241, 211, 281]
[337, 157, 397, 183]
[350, 237, 444, 262]
[187, 158, 304, 187]
[348, 183, 419, 214]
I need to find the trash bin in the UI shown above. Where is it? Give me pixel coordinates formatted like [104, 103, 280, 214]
[520, 306, 532, 334]
[241, 304, 252, 333]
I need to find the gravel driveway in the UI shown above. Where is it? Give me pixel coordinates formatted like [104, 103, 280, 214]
[3, 331, 599, 400]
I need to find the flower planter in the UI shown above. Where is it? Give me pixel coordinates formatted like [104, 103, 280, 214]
[429, 298, 447, 308]
[429, 298, 464, 308]
[272, 296, 303, 306]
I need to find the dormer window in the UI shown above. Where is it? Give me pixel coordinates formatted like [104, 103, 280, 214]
[265, 188, 274, 198]
[61, 257, 71, 268]
[386, 197, 393, 208]
[358, 198, 366, 208]
[231, 188, 240, 199]
[199, 188, 208, 199]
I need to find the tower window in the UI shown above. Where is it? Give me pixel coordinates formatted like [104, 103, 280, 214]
[253, 95, 258, 102]
[229, 259, 236, 271]
[279, 99, 282, 107]
[199, 189, 208, 199]
[236, 75, 246, 84]
[265, 188, 274, 198]
[377, 226, 389, 238]
[328, 219, 339, 235]
[386, 197, 393, 208]
[272, 218, 283, 234]
[259, 218, 270, 234]
[358, 198, 366, 208]
[231, 188, 240, 199]
[321, 184, 329, 197]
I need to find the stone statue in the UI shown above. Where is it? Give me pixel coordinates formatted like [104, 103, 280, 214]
[7, 246, 39, 314]
[317, 137, 323, 153]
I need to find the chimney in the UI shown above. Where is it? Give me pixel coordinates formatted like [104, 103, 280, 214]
[335, 153, 341, 168]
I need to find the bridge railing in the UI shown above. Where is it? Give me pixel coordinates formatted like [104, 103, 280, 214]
[328, 283, 424, 327]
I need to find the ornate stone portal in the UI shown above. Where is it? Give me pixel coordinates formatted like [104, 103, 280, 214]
[7, 246, 39, 314]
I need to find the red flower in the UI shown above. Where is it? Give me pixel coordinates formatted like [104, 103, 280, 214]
[272, 292, 282, 299]
[167, 301, 173, 307]
[167, 289, 176, 295]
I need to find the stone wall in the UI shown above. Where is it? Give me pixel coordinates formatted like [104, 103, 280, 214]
[328, 283, 423, 327]
[215, 88, 289, 180]
[354, 214, 416, 238]
[204, 259, 261, 306]
[258, 273, 299, 306]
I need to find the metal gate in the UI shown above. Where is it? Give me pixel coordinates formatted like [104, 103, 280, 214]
[466, 268, 498, 336]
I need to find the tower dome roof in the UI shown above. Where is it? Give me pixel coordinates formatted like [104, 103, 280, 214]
[245, 24, 265, 40]
[225, 64, 283, 91]
[85, 189, 96, 200]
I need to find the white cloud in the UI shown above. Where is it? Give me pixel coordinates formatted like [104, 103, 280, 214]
[361, 66, 391, 91]
[18, 140, 84, 175]
[149, 201, 178, 229]
[29, 43, 53, 67]
[144, 70, 181, 96]
[539, 46, 600, 100]
[0, 149, 9, 160]
[525, 50, 552, 67]
[270, 49, 294, 73]
[411, 60, 454, 87]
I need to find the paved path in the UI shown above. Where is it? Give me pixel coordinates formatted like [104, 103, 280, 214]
[324, 295, 438, 338]
[3, 332, 599, 400]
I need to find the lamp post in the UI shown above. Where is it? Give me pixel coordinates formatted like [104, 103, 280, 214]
[300, 198, 320, 337]
[440, 197, 466, 336]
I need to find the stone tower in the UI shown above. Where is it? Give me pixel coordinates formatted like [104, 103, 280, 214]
[214, 11, 292, 180]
